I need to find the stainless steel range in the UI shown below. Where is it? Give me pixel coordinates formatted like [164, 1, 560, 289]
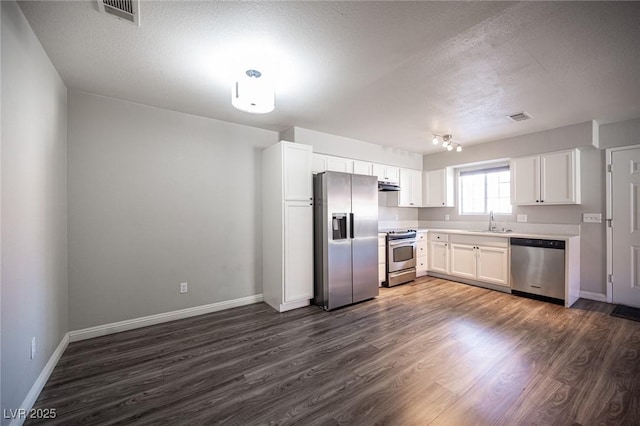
[385, 230, 417, 287]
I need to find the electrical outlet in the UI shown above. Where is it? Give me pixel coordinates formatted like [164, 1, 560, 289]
[31, 337, 36, 360]
[444, 214, 450, 221]
[180, 282, 188, 294]
[517, 214, 528, 223]
[583, 213, 602, 223]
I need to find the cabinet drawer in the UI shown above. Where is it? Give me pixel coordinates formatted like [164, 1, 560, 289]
[378, 235, 386, 246]
[378, 263, 386, 282]
[449, 234, 508, 248]
[416, 242, 427, 256]
[429, 232, 449, 242]
[417, 231, 428, 242]
[378, 246, 386, 263]
[417, 256, 428, 270]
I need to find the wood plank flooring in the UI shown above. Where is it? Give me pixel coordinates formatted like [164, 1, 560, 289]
[26, 277, 640, 425]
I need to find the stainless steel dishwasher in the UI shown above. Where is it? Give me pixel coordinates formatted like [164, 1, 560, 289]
[510, 238, 565, 304]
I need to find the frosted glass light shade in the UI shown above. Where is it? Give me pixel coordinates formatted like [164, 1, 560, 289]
[231, 70, 275, 114]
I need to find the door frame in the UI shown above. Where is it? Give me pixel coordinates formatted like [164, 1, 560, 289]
[605, 144, 640, 303]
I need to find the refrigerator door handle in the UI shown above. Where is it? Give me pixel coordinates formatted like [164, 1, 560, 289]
[349, 213, 355, 239]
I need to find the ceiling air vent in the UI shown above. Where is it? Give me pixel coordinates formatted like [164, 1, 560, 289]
[97, 0, 140, 26]
[506, 111, 533, 122]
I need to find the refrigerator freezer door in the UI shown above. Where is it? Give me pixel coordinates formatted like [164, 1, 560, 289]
[351, 174, 380, 303]
[325, 172, 354, 310]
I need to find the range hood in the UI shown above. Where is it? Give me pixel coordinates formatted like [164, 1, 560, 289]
[378, 181, 401, 191]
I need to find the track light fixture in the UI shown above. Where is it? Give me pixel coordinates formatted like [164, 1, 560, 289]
[431, 134, 462, 153]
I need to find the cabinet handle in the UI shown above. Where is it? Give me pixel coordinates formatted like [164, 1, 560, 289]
[536, 200, 539, 203]
[541, 200, 544, 203]
[442, 202, 445, 205]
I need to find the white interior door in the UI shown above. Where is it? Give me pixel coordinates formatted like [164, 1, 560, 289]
[611, 148, 640, 308]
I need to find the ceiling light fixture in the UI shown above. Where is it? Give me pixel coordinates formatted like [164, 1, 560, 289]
[431, 134, 462, 153]
[232, 68, 275, 114]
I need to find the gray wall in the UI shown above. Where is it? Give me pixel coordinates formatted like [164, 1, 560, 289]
[600, 118, 640, 149]
[1, 1, 68, 420]
[420, 121, 608, 295]
[67, 91, 278, 330]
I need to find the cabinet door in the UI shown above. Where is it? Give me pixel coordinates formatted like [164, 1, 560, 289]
[450, 244, 477, 280]
[284, 202, 314, 302]
[312, 154, 328, 174]
[395, 168, 422, 207]
[354, 160, 373, 176]
[541, 150, 579, 204]
[385, 166, 400, 184]
[398, 168, 413, 206]
[372, 163, 386, 181]
[327, 156, 354, 173]
[476, 246, 509, 287]
[511, 155, 540, 205]
[429, 241, 449, 274]
[284, 144, 313, 200]
[410, 169, 423, 206]
[373, 164, 400, 184]
[416, 256, 428, 277]
[423, 169, 452, 207]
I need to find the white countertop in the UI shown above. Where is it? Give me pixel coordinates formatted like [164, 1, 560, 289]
[378, 228, 579, 240]
[414, 228, 579, 240]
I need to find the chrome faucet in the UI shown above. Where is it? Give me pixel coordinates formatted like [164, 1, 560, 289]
[488, 210, 496, 231]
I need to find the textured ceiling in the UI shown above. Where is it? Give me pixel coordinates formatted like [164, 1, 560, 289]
[17, 1, 640, 153]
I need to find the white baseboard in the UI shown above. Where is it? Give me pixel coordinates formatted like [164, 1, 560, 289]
[579, 291, 608, 303]
[9, 333, 70, 426]
[69, 294, 264, 342]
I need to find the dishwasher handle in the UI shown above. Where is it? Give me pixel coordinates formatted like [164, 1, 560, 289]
[510, 238, 565, 250]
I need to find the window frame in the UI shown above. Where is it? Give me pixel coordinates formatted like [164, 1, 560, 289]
[457, 162, 512, 216]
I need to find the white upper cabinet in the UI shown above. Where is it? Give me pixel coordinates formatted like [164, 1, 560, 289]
[510, 155, 540, 205]
[373, 163, 400, 184]
[353, 160, 374, 176]
[389, 168, 422, 207]
[541, 150, 580, 204]
[423, 168, 454, 207]
[312, 153, 353, 174]
[511, 149, 581, 205]
[284, 143, 313, 201]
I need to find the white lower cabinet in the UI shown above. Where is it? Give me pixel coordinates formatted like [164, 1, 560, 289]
[449, 235, 509, 287]
[416, 231, 428, 277]
[450, 244, 477, 280]
[283, 202, 314, 303]
[378, 234, 386, 284]
[428, 233, 450, 274]
[476, 246, 510, 286]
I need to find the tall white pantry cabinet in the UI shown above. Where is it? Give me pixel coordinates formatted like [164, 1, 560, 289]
[262, 141, 314, 312]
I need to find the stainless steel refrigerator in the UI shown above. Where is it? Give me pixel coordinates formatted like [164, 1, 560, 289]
[313, 171, 379, 310]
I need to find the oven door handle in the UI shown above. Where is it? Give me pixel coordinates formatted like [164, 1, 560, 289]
[388, 239, 417, 246]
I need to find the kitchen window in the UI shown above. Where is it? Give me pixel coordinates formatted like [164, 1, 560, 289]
[459, 165, 512, 215]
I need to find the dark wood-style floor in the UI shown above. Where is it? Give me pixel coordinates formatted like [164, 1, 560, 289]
[27, 277, 640, 425]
